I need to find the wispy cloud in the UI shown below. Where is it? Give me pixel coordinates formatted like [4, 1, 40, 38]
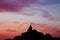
[34, 0, 60, 5]
[6, 29, 17, 32]
[0, 0, 60, 12]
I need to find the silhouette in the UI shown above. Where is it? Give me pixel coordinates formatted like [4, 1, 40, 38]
[6, 25, 60, 40]
[44, 34, 53, 40]
[27, 25, 32, 32]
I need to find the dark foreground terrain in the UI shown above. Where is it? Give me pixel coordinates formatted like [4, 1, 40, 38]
[6, 25, 60, 40]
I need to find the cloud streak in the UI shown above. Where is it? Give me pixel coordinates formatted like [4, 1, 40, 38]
[0, 0, 36, 11]
[35, 0, 60, 5]
[6, 29, 17, 32]
[0, 0, 60, 12]
[0, 0, 29, 11]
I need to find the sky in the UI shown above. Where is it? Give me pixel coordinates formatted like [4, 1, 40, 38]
[0, 0, 60, 40]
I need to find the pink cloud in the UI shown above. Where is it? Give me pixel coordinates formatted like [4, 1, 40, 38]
[0, 34, 10, 40]
[0, 34, 18, 40]
[6, 29, 17, 32]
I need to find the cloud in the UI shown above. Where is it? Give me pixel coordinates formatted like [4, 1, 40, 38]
[38, 9, 53, 20]
[35, 0, 60, 5]
[0, 34, 10, 40]
[0, 0, 60, 12]
[39, 9, 59, 21]
[0, 34, 18, 40]
[6, 29, 17, 32]
[0, 0, 37, 12]
[0, 0, 30, 11]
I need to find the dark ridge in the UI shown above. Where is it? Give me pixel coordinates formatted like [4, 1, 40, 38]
[6, 25, 60, 40]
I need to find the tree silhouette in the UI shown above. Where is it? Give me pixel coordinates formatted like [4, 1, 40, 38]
[6, 25, 60, 40]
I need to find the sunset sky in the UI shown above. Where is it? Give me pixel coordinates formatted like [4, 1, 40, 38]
[0, 0, 60, 40]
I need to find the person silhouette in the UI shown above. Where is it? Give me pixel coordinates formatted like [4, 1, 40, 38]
[27, 25, 32, 32]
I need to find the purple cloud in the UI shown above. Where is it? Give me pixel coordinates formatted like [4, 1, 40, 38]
[0, 0, 60, 12]
[0, 0, 36, 11]
[39, 9, 55, 20]
[35, 0, 60, 5]
[39, 9, 60, 21]
[18, 13, 34, 16]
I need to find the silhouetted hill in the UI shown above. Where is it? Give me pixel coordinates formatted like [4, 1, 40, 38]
[6, 25, 60, 40]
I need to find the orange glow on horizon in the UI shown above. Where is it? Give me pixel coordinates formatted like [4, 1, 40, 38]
[0, 21, 59, 38]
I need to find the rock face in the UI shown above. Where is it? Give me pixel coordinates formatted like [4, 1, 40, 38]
[6, 25, 60, 40]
